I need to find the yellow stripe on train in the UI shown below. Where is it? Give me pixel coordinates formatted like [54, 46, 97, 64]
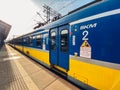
[15, 45, 120, 90]
[68, 58, 120, 90]
[15, 45, 50, 66]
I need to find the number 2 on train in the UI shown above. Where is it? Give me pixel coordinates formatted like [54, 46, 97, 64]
[82, 30, 89, 40]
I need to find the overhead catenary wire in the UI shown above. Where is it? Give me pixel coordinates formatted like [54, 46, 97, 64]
[33, 0, 94, 28]
[36, 12, 46, 22]
[57, 0, 78, 12]
[49, 0, 56, 6]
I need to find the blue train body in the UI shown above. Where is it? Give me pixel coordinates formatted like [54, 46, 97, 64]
[8, 0, 120, 90]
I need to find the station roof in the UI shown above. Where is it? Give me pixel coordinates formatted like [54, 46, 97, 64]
[0, 20, 11, 40]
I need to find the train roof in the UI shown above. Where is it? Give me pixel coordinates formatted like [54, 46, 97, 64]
[38, 0, 119, 28]
[16, 0, 120, 38]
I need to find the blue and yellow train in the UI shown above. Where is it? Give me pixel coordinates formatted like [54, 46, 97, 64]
[8, 0, 120, 89]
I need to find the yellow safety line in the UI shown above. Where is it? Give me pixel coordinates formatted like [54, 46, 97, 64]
[6, 45, 39, 90]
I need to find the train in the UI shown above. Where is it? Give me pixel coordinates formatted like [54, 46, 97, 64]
[8, 0, 120, 90]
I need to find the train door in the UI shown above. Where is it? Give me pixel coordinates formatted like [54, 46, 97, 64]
[58, 25, 69, 70]
[50, 28, 58, 65]
[50, 25, 69, 70]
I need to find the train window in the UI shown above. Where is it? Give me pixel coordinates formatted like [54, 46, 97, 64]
[27, 37, 30, 45]
[33, 36, 36, 39]
[60, 30, 68, 52]
[19, 38, 21, 45]
[23, 38, 26, 45]
[36, 35, 42, 48]
[36, 35, 40, 47]
[51, 32, 56, 50]
[29, 36, 33, 46]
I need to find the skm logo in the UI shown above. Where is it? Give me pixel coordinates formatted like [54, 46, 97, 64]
[80, 23, 97, 30]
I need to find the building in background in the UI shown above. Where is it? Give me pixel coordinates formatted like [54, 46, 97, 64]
[0, 20, 11, 47]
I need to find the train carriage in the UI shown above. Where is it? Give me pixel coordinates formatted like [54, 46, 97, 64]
[8, 0, 120, 89]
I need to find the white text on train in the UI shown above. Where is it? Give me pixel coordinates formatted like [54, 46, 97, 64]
[80, 23, 97, 30]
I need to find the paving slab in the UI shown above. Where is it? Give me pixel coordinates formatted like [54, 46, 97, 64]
[0, 45, 80, 90]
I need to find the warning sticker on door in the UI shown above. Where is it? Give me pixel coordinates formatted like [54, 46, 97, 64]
[80, 40, 91, 58]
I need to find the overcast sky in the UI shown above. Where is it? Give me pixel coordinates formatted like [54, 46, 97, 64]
[0, 0, 39, 40]
[0, 0, 94, 40]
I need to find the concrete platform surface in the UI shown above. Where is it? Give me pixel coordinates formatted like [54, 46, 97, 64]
[0, 45, 80, 90]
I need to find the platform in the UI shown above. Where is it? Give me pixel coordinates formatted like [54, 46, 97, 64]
[0, 45, 80, 90]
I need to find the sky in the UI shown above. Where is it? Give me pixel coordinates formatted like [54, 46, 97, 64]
[0, 0, 39, 40]
[0, 0, 94, 40]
